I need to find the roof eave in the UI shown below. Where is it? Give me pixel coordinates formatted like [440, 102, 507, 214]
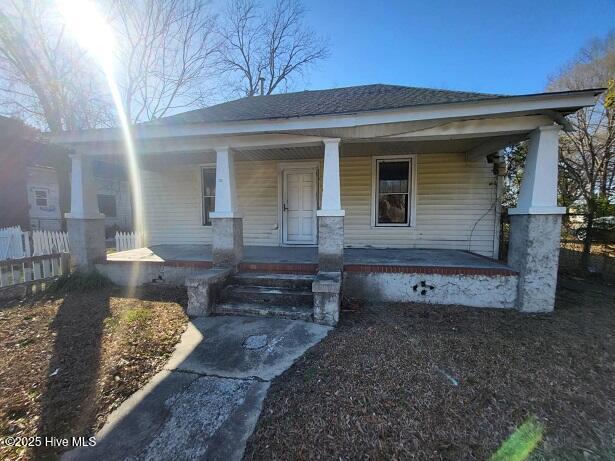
[48, 88, 605, 145]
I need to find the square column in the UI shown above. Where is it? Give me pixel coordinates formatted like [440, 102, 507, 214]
[508, 125, 565, 313]
[317, 139, 345, 271]
[65, 153, 106, 270]
[210, 147, 243, 267]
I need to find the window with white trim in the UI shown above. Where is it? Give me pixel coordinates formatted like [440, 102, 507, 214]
[374, 157, 413, 226]
[33, 188, 49, 207]
[201, 167, 216, 226]
[97, 194, 117, 217]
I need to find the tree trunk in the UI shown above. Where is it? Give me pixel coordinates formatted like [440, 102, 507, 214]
[580, 199, 595, 271]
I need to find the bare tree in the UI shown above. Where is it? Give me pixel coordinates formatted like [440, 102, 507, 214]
[0, 0, 110, 131]
[217, 0, 329, 97]
[0, 0, 220, 130]
[547, 30, 615, 269]
[109, 0, 219, 122]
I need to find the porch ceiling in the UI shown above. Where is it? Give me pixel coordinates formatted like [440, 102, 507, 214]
[137, 134, 515, 167]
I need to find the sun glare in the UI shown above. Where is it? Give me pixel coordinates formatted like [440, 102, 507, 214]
[56, 0, 114, 67]
[57, 0, 146, 292]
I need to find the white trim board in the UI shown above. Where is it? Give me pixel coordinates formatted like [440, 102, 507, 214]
[370, 154, 418, 228]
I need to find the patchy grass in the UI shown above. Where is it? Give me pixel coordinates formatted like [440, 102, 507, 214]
[0, 285, 188, 460]
[245, 276, 615, 461]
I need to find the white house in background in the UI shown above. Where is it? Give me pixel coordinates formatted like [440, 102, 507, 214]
[50, 84, 603, 325]
[26, 160, 133, 234]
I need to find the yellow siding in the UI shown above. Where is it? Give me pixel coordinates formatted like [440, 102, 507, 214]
[141, 153, 498, 256]
[341, 153, 498, 256]
[142, 167, 212, 245]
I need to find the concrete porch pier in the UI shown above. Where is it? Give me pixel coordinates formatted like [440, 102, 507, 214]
[508, 125, 565, 313]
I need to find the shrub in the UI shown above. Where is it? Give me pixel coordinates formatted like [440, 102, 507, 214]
[49, 270, 113, 293]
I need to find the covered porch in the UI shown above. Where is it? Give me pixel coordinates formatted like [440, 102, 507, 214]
[51, 86, 602, 315]
[106, 244, 514, 274]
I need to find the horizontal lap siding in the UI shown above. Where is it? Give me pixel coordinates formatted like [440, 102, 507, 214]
[142, 167, 212, 245]
[341, 153, 497, 257]
[141, 154, 498, 256]
[235, 160, 279, 246]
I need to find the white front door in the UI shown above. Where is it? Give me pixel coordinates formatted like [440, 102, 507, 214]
[282, 168, 317, 245]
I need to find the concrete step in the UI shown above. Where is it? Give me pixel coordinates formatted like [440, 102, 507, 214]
[230, 272, 315, 290]
[221, 284, 314, 307]
[213, 301, 313, 322]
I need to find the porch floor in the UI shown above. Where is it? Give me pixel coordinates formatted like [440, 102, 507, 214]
[107, 245, 510, 270]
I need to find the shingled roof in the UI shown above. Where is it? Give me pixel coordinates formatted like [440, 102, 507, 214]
[155, 84, 505, 125]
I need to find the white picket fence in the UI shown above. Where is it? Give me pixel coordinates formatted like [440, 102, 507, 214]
[115, 231, 143, 252]
[0, 253, 70, 291]
[0, 226, 70, 261]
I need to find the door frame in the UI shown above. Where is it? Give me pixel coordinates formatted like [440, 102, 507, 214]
[277, 161, 320, 246]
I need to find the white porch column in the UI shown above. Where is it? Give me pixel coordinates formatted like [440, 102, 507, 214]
[65, 153, 106, 269]
[317, 139, 345, 272]
[210, 147, 243, 267]
[508, 124, 565, 313]
[319, 139, 344, 214]
[509, 125, 565, 215]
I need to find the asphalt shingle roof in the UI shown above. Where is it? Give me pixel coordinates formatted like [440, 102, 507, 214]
[155, 84, 505, 125]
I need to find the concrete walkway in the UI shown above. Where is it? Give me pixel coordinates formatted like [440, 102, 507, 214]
[63, 316, 331, 461]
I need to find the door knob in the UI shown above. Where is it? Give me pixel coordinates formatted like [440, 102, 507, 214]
[283, 203, 288, 212]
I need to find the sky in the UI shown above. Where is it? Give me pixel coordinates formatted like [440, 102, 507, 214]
[294, 0, 614, 95]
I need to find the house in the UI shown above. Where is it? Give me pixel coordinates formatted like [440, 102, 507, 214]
[0, 115, 132, 234]
[0, 115, 70, 231]
[50, 84, 603, 324]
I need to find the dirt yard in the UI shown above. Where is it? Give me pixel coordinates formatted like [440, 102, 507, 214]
[245, 275, 615, 461]
[0, 285, 188, 460]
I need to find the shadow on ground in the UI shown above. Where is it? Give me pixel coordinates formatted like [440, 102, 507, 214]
[62, 315, 331, 461]
[36, 292, 111, 459]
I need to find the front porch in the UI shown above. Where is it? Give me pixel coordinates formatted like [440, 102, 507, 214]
[98, 245, 518, 312]
[106, 244, 513, 274]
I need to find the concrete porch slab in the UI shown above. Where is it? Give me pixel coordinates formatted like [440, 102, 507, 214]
[107, 244, 510, 270]
[63, 316, 331, 461]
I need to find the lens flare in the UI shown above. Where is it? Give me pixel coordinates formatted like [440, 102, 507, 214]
[58, 0, 145, 292]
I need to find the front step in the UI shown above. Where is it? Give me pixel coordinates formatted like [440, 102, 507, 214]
[220, 284, 313, 307]
[212, 271, 316, 321]
[213, 301, 313, 321]
[230, 272, 314, 290]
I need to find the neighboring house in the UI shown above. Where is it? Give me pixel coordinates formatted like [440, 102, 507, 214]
[51, 84, 603, 324]
[26, 160, 133, 234]
[0, 115, 132, 233]
[0, 116, 70, 231]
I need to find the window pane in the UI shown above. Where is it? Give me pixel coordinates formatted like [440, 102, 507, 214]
[97, 194, 117, 217]
[203, 197, 215, 226]
[378, 194, 408, 224]
[202, 169, 216, 196]
[379, 161, 409, 181]
[379, 179, 408, 193]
